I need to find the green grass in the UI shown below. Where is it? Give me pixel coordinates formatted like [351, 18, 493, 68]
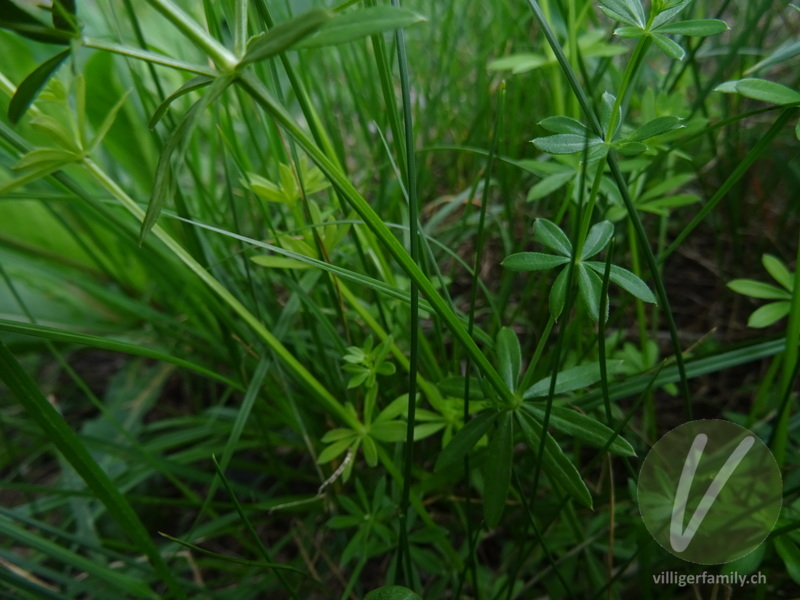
[0, 0, 799, 598]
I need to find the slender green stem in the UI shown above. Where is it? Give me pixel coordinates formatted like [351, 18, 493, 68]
[143, 0, 238, 71]
[392, 0, 420, 583]
[772, 236, 800, 465]
[82, 39, 218, 77]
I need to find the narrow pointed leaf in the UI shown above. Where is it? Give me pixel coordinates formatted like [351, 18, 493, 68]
[748, 302, 791, 328]
[523, 360, 624, 399]
[8, 48, 70, 124]
[538, 116, 590, 135]
[585, 262, 657, 303]
[527, 171, 575, 202]
[483, 412, 513, 528]
[534, 133, 602, 155]
[241, 9, 332, 65]
[522, 405, 636, 456]
[627, 116, 682, 142]
[141, 75, 233, 242]
[149, 75, 214, 129]
[763, 254, 793, 291]
[488, 53, 549, 74]
[734, 78, 800, 105]
[533, 219, 573, 257]
[435, 410, 499, 472]
[501, 252, 570, 271]
[549, 267, 569, 319]
[13, 148, 78, 171]
[496, 327, 521, 392]
[651, 0, 692, 28]
[580, 221, 614, 259]
[88, 90, 131, 152]
[614, 141, 648, 156]
[516, 411, 593, 508]
[614, 26, 646, 38]
[599, 91, 619, 137]
[727, 279, 791, 300]
[578, 263, 606, 322]
[654, 19, 729, 37]
[652, 32, 685, 60]
[600, 0, 645, 27]
[296, 6, 426, 49]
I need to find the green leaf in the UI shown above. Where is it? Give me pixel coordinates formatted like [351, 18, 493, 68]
[515, 411, 593, 508]
[654, 19, 729, 36]
[538, 116, 590, 135]
[28, 114, 81, 152]
[0, 339, 179, 596]
[488, 53, 549, 74]
[578, 264, 606, 322]
[585, 262, 657, 303]
[13, 148, 78, 171]
[651, 0, 692, 28]
[746, 41, 800, 75]
[627, 116, 682, 141]
[763, 254, 794, 291]
[496, 327, 521, 392]
[0, 0, 73, 44]
[8, 48, 70, 124]
[549, 267, 569, 319]
[614, 26, 646, 38]
[483, 412, 513, 528]
[523, 360, 623, 399]
[435, 410, 499, 472]
[241, 9, 332, 65]
[600, 0, 646, 27]
[580, 221, 614, 260]
[296, 6, 426, 49]
[0, 515, 153, 598]
[364, 586, 423, 600]
[614, 141, 648, 156]
[140, 75, 233, 243]
[735, 78, 800, 105]
[533, 219, 573, 257]
[0, 318, 242, 390]
[501, 252, 570, 271]
[748, 301, 791, 328]
[436, 377, 485, 400]
[88, 90, 131, 152]
[251, 255, 309, 270]
[533, 133, 603, 155]
[361, 435, 378, 467]
[317, 438, 354, 463]
[149, 75, 214, 129]
[522, 405, 636, 456]
[599, 92, 620, 138]
[369, 420, 407, 442]
[527, 171, 575, 202]
[652, 32, 685, 60]
[774, 537, 800, 585]
[727, 279, 791, 300]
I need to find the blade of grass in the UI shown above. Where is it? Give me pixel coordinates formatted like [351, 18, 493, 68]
[0, 338, 184, 599]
